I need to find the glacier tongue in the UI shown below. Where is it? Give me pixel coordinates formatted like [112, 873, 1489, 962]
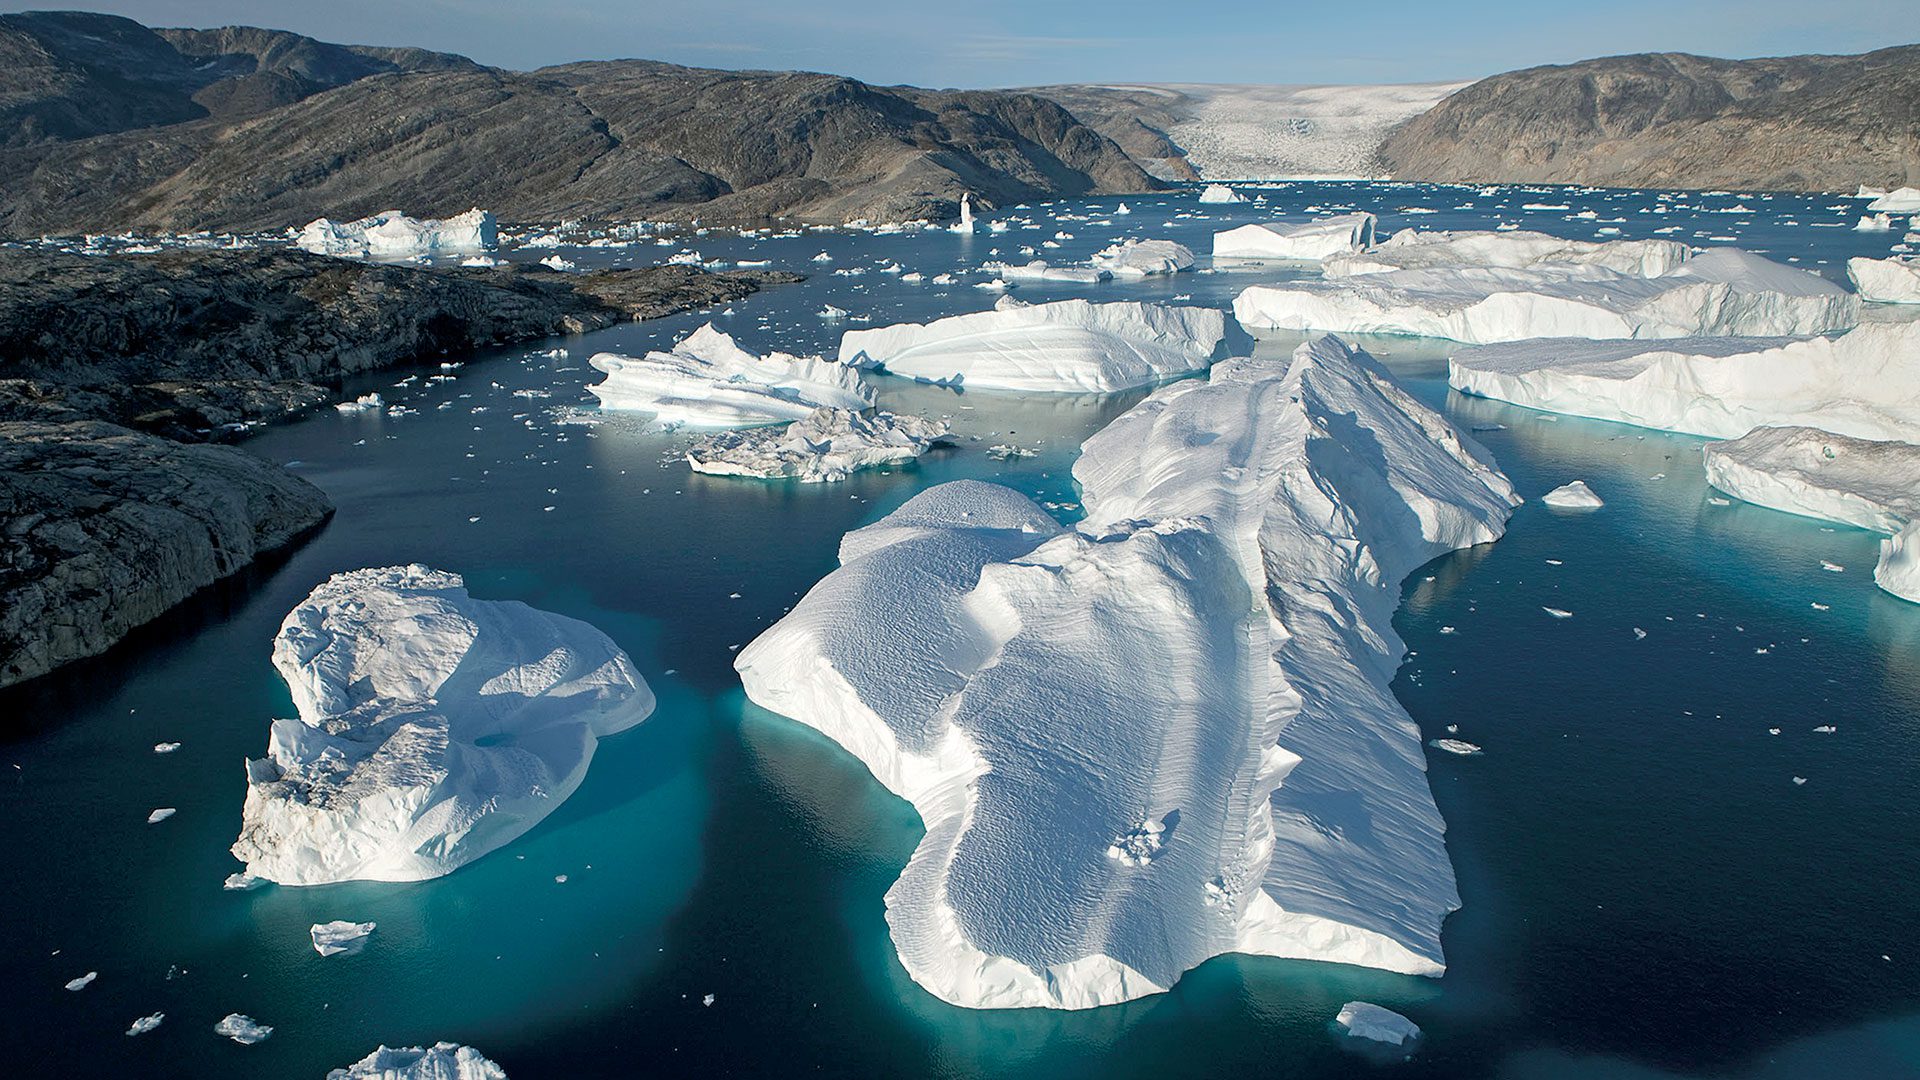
[736, 335, 1517, 1009]
[232, 565, 653, 885]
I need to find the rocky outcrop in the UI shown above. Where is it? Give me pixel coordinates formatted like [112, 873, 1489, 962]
[1378, 46, 1920, 192]
[0, 13, 1158, 236]
[0, 419, 332, 689]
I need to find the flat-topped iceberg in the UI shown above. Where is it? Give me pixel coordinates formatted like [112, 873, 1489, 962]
[590, 323, 872, 427]
[296, 209, 498, 259]
[686, 407, 951, 482]
[838, 298, 1231, 393]
[1236, 249, 1858, 344]
[1213, 213, 1377, 261]
[1323, 228, 1689, 278]
[1197, 183, 1245, 204]
[1848, 257, 1920, 304]
[1089, 239, 1195, 276]
[736, 335, 1518, 1009]
[232, 565, 653, 885]
[328, 1043, 507, 1080]
[1449, 322, 1920, 441]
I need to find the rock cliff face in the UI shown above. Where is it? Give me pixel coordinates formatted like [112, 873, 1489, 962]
[0, 13, 1157, 236]
[1378, 46, 1920, 192]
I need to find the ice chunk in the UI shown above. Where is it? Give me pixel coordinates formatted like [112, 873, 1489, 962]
[147, 808, 176, 823]
[153, 741, 181, 753]
[126, 1013, 164, 1037]
[1324, 228, 1688, 278]
[1855, 214, 1895, 232]
[223, 871, 265, 891]
[1540, 481, 1604, 508]
[1428, 738, 1483, 755]
[1213, 214, 1376, 261]
[1089, 239, 1195, 277]
[231, 565, 654, 885]
[686, 407, 950, 483]
[588, 323, 872, 427]
[214, 1014, 273, 1045]
[1867, 187, 1920, 213]
[1848, 257, 1920, 304]
[1336, 1001, 1422, 1046]
[311, 920, 376, 957]
[335, 393, 384, 414]
[537, 254, 576, 272]
[1878, 522, 1920, 603]
[1236, 248, 1858, 343]
[297, 209, 496, 259]
[988, 260, 1110, 284]
[736, 335, 1518, 1009]
[838, 298, 1230, 393]
[65, 972, 96, 991]
[1449, 322, 1920, 441]
[1197, 184, 1245, 204]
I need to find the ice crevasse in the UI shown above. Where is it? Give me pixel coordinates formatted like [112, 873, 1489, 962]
[232, 565, 653, 884]
[736, 334, 1519, 1009]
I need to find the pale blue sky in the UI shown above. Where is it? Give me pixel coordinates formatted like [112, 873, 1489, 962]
[65, 0, 1920, 86]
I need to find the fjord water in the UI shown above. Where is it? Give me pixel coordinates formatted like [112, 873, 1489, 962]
[4, 184, 1919, 1079]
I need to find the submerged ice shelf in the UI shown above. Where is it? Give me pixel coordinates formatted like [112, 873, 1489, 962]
[232, 565, 653, 884]
[736, 335, 1518, 1009]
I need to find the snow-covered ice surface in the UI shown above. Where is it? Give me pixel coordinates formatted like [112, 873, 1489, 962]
[312, 920, 377, 957]
[1236, 248, 1860, 344]
[1541, 480, 1604, 508]
[231, 565, 654, 884]
[297, 209, 497, 259]
[589, 323, 872, 427]
[838, 298, 1231, 393]
[1335, 1001, 1422, 1045]
[1213, 214, 1377, 261]
[1449, 322, 1920, 441]
[327, 1042, 508, 1080]
[1089, 239, 1195, 276]
[1848, 257, 1920, 304]
[1323, 228, 1691, 279]
[685, 407, 950, 482]
[736, 334, 1517, 1009]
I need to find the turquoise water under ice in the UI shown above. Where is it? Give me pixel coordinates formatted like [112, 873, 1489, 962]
[4, 183, 1919, 1078]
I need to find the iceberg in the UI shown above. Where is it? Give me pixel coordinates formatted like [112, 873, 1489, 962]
[838, 298, 1231, 393]
[588, 323, 872, 427]
[1197, 183, 1245, 203]
[231, 565, 653, 885]
[1236, 249, 1859, 344]
[988, 260, 1111, 284]
[1323, 228, 1689, 279]
[1867, 187, 1920, 213]
[686, 407, 951, 483]
[1541, 480, 1604, 508]
[949, 193, 977, 234]
[1449, 322, 1920, 441]
[1879, 523, 1920, 603]
[1855, 214, 1895, 232]
[215, 1014, 273, 1045]
[736, 335, 1517, 1009]
[296, 209, 497, 259]
[1089, 239, 1196, 277]
[1212, 214, 1377, 261]
[125, 1013, 164, 1037]
[1848, 257, 1920, 304]
[328, 1042, 507, 1080]
[311, 920, 376, 957]
[1336, 1001, 1422, 1046]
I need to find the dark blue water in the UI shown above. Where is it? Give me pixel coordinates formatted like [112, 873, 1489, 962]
[3, 182, 1918, 1079]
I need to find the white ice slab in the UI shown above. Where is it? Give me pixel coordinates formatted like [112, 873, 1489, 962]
[1324, 228, 1689, 278]
[1213, 214, 1376, 261]
[1848, 257, 1920, 304]
[1090, 239, 1195, 276]
[589, 323, 872, 427]
[686, 407, 950, 483]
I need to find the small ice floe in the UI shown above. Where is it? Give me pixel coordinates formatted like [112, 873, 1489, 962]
[214, 1014, 273, 1045]
[1540, 480, 1603, 508]
[1197, 184, 1245, 204]
[1707, 496, 1732, 506]
[335, 393, 384, 414]
[1335, 1001, 1421, 1046]
[811, 252, 833, 263]
[153, 742, 181, 754]
[311, 921, 376, 957]
[1811, 602, 1831, 611]
[147, 808, 176, 824]
[702, 993, 716, 1007]
[1543, 607, 1574, 619]
[1814, 725, 1837, 733]
[1428, 738, 1483, 756]
[1821, 561, 1845, 572]
[986, 444, 1039, 460]
[223, 871, 266, 891]
[818, 304, 848, 320]
[1633, 627, 1647, 639]
[1792, 776, 1808, 785]
[65, 972, 97, 991]
[126, 1013, 164, 1037]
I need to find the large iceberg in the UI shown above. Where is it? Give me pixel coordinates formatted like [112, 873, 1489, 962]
[686, 407, 951, 482]
[735, 335, 1518, 1009]
[1213, 213, 1377, 261]
[232, 565, 653, 885]
[1703, 426, 1920, 604]
[1867, 187, 1920, 213]
[1235, 249, 1859, 344]
[1323, 228, 1690, 279]
[1448, 322, 1920, 441]
[328, 1043, 507, 1080]
[837, 298, 1231, 393]
[1089, 239, 1196, 277]
[1848, 257, 1920, 304]
[296, 209, 498, 259]
[590, 324, 872, 427]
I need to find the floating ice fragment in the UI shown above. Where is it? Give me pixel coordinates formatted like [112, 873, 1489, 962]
[223, 871, 265, 891]
[126, 1013, 164, 1037]
[65, 972, 97, 991]
[1197, 184, 1245, 204]
[215, 1014, 273, 1044]
[153, 742, 181, 754]
[1428, 739, 1483, 756]
[311, 921, 376, 957]
[1543, 607, 1573, 618]
[1540, 481, 1603, 508]
[147, 808, 176, 824]
[1336, 1001, 1421, 1046]
[327, 1042, 506, 1080]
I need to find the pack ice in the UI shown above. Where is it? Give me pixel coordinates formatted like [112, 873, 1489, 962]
[1448, 322, 1920, 441]
[232, 565, 653, 884]
[838, 298, 1231, 393]
[1213, 214, 1376, 261]
[1323, 228, 1689, 279]
[590, 323, 872, 426]
[1848, 257, 1920, 304]
[686, 407, 951, 482]
[1235, 246, 1858, 344]
[736, 335, 1518, 1009]
[328, 1042, 507, 1080]
[296, 209, 498, 259]
[1703, 426, 1920, 603]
